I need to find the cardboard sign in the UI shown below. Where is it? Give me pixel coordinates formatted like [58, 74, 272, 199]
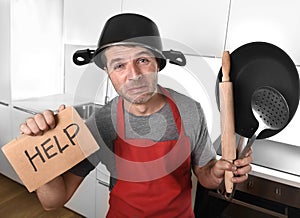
[2, 106, 99, 192]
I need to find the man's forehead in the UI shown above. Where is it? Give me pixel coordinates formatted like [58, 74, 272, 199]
[105, 45, 155, 59]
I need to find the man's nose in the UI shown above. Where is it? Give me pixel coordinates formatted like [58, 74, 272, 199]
[127, 61, 141, 80]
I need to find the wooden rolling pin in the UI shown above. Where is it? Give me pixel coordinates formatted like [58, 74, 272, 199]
[219, 51, 236, 194]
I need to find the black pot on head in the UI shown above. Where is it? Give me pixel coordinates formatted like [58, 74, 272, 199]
[93, 13, 166, 71]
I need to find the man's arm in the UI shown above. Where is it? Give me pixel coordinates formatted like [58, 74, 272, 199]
[36, 172, 83, 210]
[20, 104, 83, 210]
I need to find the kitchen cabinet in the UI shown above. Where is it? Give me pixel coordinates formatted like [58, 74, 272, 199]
[0, 104, 13, 177]
[225, 0, 300, 65]
[0, 106, 22, 184]
[0, 104, 11, 146]
[65, 169, 109, 218]
[95, 180, 110, 218]
[65, 170, 97, 218]
[11, 107, 33, 139]
[122, 0, 230, 57]
[64, 44, 108, 105]
[63, 0, 122, 45]
[10, 0, 64, 100]
[65, 167, 109, 218]
[0, 0, 11, 103]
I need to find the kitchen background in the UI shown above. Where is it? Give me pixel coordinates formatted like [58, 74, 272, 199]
[0, 0, 300, 217]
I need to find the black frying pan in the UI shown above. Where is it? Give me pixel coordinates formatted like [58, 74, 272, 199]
[216, 42, 299, 139]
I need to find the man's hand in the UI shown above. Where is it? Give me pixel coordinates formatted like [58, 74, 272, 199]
[212, 149, 253, 186]
[194, 149, 253, 189]
[231, 149, 253, 183]
[20, 104, 65, 136]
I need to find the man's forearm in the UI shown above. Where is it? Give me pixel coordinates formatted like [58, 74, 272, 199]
[36, 175, 69, 211]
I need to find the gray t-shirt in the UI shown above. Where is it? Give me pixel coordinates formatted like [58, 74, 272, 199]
[69, 88, 216, 183]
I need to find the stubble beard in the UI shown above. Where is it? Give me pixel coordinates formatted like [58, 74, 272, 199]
[120, 74, 158, 105]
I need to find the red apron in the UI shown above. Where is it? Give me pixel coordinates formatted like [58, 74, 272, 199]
[107, 88, 194, 218]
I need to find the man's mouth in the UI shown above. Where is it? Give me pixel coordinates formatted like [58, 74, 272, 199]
[127, 86, 148, 95]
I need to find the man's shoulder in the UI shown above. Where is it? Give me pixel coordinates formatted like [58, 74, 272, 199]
[94, 97, 118, 134]
[97, 97, 119, 119]
[165, 87, 205, 125]
[166, 88, 200, 109]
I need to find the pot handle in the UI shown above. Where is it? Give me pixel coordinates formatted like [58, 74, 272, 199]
[162, 50, 186, 66]
[73, 49, 187, 67]
[73, 49, 95, 66]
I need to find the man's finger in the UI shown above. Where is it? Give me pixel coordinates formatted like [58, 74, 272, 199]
[43, 110, 56, 129]
[34, 113, 49, 132]
[58, 104, 66, 112]
[26, 117, 43, 135]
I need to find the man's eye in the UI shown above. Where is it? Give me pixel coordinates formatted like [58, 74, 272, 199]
[138, 58, 150, 64]
[114, 63, 124, 70]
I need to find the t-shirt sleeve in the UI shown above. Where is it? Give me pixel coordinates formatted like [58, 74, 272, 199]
[191, 104, 217, 167]
[68, 158, 95, 177]
[192, 134, 216, 167]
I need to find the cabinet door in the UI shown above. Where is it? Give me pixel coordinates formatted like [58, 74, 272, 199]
[96, 163, 110, 186]
[11, 108, 32, 139]
[9, 107, 36, 183]
[0, 104, 11, 146]
[95, 180, 110, 218]
[0, 0, 11, 103]
[11, 0, 63, 100]
[65, 170, 96, 218]
[226, 0, 300, 65]
[64, 44, 108, 105]
[122, 0, 230, 57]
[0, 105, 22, 183]
[64, 0, 122, 45]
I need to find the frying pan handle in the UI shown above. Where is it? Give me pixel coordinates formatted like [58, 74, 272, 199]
[73, 49, 95, 66]
[162, 50, 186, 66]
[217, 179, 236, 200]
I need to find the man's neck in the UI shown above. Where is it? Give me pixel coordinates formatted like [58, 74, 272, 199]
[123, 93, 166, 116]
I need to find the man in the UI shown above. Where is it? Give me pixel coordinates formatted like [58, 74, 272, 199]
[20, 13, 252, 217]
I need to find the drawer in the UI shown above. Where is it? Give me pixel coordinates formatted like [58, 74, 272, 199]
[236, 175, 300, 209]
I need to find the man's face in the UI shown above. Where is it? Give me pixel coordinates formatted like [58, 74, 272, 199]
[104, 46, 159, 104]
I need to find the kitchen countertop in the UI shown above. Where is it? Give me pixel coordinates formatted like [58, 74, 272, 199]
[250, 139, 300, 188]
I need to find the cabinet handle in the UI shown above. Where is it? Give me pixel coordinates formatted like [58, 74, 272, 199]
[97, 179, 109, 187]
[0, 102, 9, 106]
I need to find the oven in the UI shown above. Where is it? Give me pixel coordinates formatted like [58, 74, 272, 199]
[194, 174, 300, 218]
[193, 139, 300, 218]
